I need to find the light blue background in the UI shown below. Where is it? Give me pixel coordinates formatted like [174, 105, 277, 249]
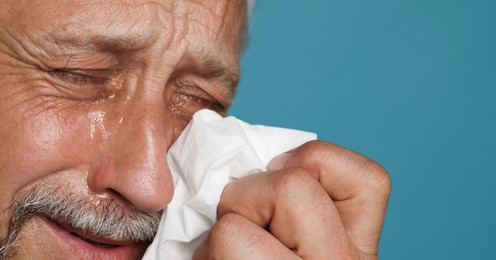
[229, 1, 496, 259]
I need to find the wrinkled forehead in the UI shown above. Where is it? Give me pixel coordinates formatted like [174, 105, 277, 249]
[1, 0, 248, 54]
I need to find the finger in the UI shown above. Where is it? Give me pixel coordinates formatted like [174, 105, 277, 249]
[193, 213, 299, 260]
[269, 140, 392, 255]
[218, 168, 360, 259]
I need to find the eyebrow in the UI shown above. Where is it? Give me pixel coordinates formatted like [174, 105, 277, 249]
[200, 57, 240, 98]
[196, 53, 240, 99]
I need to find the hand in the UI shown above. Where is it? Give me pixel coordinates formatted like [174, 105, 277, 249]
[193, 140, 391, 259]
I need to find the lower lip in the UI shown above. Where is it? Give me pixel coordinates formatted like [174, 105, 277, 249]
[37, 216, 146, 260]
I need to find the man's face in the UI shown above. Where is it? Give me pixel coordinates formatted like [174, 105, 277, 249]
[0, 0, 246, 259]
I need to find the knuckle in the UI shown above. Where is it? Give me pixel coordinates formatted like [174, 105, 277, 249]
[362, 159, 392, 196]
[294, 140, 333, 165]
[207, 213, 244, 250]
[272, 168, 321, 203]
[300, 139, 331, 150]
[295, 140, 353, 177]
[294, 140, 392, 199]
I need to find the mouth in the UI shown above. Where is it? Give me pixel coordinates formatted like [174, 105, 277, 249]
[38, 216, 148, 259]
[69, 232, 117, 249]
[55, 219, 136, 249]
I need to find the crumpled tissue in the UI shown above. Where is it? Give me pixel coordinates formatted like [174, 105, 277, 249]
[142, 109, 316, 260]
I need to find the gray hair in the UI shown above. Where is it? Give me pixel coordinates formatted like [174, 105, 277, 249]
[241, 0, 256, 53]
[0, 183, 160, 259]
[247, 0, 255, 18]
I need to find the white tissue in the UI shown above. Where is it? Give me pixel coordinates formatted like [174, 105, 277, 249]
[142, 109, 316, 260]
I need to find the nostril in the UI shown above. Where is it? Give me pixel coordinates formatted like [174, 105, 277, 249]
[89, 188, 136, 210]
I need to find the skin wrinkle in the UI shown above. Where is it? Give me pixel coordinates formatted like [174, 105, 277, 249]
[0, 30, 39, 70]
[0, 88, 48, 121]
[0, 1, 248, 259]
[183, 1, 223, 40]
[180, 1, 246, 56]
[170, 56, 239, 105]
[0, 65, 99, 137]
[19, 2, 166, 63]
[215, 1, 232, 47]
[179, 1, 245, 60]
[64, 3, 156, 47]
[5, 31, 52, 71]
[42, 2, 237, 103]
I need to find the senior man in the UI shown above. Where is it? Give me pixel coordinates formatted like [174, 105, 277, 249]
[0, 0, 391, 259]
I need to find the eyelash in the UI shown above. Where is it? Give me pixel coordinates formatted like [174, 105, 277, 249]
[52, 69, 109, 85]
[173, 83, 225, 111]
[50, 69, 225, 112]
[189, 95, 222, 110]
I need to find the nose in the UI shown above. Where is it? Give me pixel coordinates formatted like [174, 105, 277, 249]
[87, 90, 174, 212]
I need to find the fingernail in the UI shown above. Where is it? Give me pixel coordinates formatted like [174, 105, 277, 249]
[267, 152, 291, 171]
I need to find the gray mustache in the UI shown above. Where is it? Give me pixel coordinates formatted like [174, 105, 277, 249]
[8, 184, 161, 242]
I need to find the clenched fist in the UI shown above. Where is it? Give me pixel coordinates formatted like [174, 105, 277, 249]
[194, 140, 391, 259]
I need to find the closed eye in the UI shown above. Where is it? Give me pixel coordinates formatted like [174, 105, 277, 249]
[173, 83, 225, 111]
[52, 69, 109, 85]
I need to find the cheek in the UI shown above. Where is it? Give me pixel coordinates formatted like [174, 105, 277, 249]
[28, 111, 89, 163]
[10, 110, 90, 177]
[0, 105, 91, 224]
